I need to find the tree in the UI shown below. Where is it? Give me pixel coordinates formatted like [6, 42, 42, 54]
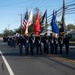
[3, 28, 15, 36]
[14, 26, 25, 35]
[67, 24, 75, 30]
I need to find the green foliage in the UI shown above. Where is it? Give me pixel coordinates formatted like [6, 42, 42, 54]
[14, 27, 21, 34]
[0, 34, 3, 37]
[67, 24, 75, 29]
[3, 28, 15, 36]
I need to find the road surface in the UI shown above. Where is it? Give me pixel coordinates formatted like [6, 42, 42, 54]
[0, 38, 75, 75]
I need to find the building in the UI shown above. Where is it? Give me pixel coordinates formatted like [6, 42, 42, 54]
[68, 29, 75, 41]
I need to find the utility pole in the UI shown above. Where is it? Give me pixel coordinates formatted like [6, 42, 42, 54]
[61, 0, 65, 31]
[63, 0, 65, 31]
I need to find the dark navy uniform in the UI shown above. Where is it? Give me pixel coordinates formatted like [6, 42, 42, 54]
[24, 35, 29, 55]
[58, 36, 63, 54]
[29, 35, 35, 55]
[49, 34, 54, 54]
[42, 36, 46, 54]
[17, 36, 24, 56]
[35, 36, 42, 55]
[54, 37, 58, 54]
[12, 37, 16, 48]
[45, 36, 49, 54]
[63, 35, 69, 54]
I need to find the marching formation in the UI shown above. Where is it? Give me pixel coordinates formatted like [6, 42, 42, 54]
[6, 33, 70, 56]
[3, 9, 67, 56]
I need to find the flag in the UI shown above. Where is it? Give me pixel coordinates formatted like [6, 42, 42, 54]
[34, 11, 40, 36]
[59, 11, 65, 36]
[22, 9, 28, 30]
[59, 0, 65, 36]
[27, 10, 33, 26]
[51, 11, 59, 34]
[40, 10, 47, 32]
[25, 10, 33, 35]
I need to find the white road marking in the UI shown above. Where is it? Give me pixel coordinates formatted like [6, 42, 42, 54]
[0, 51, 15, 75]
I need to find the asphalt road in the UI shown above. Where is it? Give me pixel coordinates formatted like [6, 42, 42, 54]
[0, 38, 75, 75]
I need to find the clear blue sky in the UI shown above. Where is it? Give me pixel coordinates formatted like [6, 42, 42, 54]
[0, 0, 75, 33]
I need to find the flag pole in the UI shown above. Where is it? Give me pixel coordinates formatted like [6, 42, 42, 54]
[63, 0, 65, 32]
[21, 14, 22, 35]
[59, 0, 66, 36]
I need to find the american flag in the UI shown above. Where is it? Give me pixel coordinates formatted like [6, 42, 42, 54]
[22, 9, 28, 30]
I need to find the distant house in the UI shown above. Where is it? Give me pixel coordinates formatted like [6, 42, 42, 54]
[68, 29, 75, 41]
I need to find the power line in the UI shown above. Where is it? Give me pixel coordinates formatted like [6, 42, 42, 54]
[0, 0, 75, 22]
[66, 0, 75, 5]
[28, 0, 38, 8]
[37, 0, 47, 8]
[47, 2, 75, 22]
[0, 1, 31, 7]
[67, 7, 75, 10]
[66, 3, 75, 8]
[66, 12, 75, 14]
